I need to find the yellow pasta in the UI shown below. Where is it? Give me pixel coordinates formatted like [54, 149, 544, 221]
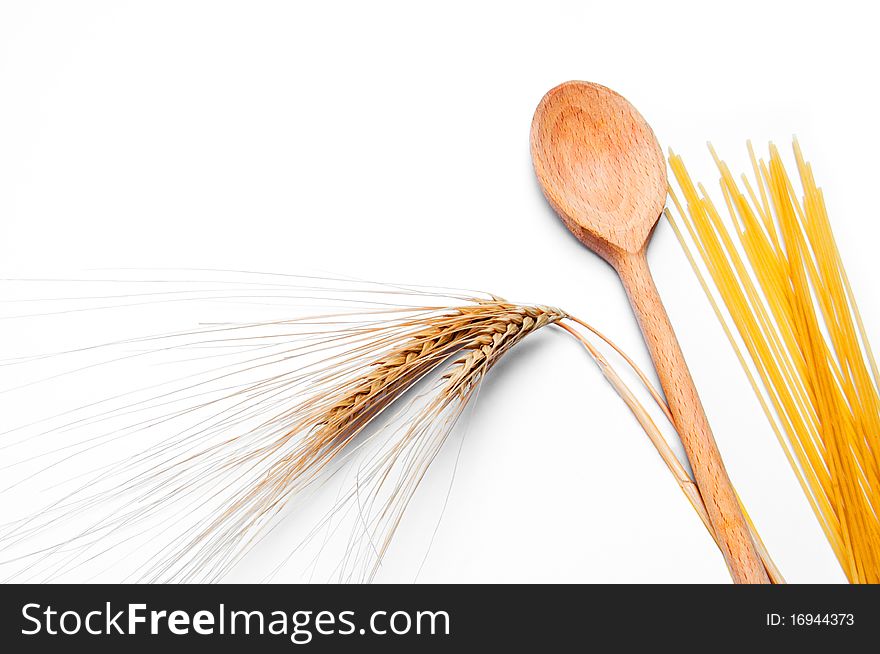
[667, 141, 880, 583]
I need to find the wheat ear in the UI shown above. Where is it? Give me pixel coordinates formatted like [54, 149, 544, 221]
[137, 302, 565, 581]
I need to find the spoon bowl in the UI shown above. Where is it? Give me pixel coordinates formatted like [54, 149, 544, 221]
[530, 81, 666, 264]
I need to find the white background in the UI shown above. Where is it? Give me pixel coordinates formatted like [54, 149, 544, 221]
[2, 0, 876, 583]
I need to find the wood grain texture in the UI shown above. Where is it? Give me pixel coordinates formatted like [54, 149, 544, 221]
[615, 252, 768, 584]
[530, 81, 666, 263]
[531, 81, 769, 584]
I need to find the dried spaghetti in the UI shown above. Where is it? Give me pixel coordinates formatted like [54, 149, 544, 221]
[667, 141, 880, 583]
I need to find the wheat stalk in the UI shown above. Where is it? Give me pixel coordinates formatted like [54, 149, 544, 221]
[237, 304, 565, 581]
[133, 301, 566, 582]
[0, 274, 776, 582]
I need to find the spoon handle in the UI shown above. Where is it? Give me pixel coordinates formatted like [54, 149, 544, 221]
[615, 251, 769, 584]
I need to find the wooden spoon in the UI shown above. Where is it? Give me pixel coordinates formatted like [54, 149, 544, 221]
[531, 80, 769, 584]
